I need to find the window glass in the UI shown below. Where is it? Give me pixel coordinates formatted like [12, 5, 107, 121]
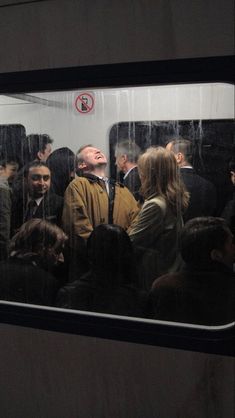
[0, 83, 234, 326]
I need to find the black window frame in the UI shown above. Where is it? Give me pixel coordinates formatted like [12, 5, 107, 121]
[0, 55, 234, 357]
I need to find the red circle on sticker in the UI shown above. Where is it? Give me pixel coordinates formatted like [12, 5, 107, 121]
[75, 93, 94, 113]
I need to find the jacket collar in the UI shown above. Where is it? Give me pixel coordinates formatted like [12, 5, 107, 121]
[81, 173, 117, 186]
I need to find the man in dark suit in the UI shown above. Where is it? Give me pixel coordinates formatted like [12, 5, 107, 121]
[11, 161, 63, 235]
[115, 140, 142, 202]
[166, 138, 217, 222]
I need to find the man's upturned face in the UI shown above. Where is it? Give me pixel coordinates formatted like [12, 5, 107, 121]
[27, 166, 51, 198]
[79, 147, 107, 170]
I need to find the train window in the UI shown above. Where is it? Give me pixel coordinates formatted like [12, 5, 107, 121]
[0, 82, 234, 326]
[109, 119, 235, 214]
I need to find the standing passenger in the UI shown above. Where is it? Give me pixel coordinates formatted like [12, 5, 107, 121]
[23, 133, 53, 164]
[0, 219, 67, 306]
[47, 147, 76, 197]
[129, 146, 189, 289]
[56, 224, 147, 316]
[11, 161, 63, 235]
[166, 138, 217, 221]
[115, 140, 142, 202]
[0, 160, 12, 260]
[12, 134, 54, 202]
[148, 217, 235, 325]
[62, 144, 140, 248]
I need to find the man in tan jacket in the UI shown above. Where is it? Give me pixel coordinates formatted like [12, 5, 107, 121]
[62, 145, 140, 249]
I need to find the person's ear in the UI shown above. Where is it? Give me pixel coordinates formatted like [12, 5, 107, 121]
[78, 162, 87, 169]
[211, 248, 223, 262]
[176, 152, 183, 164]
[37, 150, 44, 161]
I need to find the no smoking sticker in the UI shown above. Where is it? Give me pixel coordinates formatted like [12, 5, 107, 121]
[74, 92, 95, 114]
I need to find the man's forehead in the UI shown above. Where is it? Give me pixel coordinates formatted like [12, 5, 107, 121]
[85, 147, 100, 153]
[7, 162, 18, 168]
[29, 166, 50, 175]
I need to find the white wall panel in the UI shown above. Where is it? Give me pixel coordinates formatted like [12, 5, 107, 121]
[0, 83, 234, 157]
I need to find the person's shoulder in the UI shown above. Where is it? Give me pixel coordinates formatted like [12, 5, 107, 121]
[128, 166, 139, 177]
[188, 169, 214, 187]
[0, 178, 10, 192]
[151, 272, 184, 290]
[114, 180, 134, 195]
[71, 174, 99, 187]
[56, 273, 93, 303]
[47, 191, 63, 204]
[113, 180, 125, 189]
[144, 195, 167, 211]
[182, 168, 215, 189]
[115, 182, 140, 205]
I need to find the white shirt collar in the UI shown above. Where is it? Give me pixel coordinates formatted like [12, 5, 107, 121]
[123, 165, 137, 179]
[96, 175, 109, 194]
[27, 196, 44, 206]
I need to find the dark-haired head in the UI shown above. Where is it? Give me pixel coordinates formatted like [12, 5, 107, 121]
[23, 134, 53, 164]
[24, 160, 49, 177]
[180, 217, 235, 269]
[47, 147, 76, 196]
[0, 159, 19, 182]
[166, 137, 193, 165]
[87, 224, 133, 285]
[10, 219, 68, 269]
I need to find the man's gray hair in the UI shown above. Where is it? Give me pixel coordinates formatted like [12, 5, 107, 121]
[76, 144, 93, 165]
[115, 140, 141, 163]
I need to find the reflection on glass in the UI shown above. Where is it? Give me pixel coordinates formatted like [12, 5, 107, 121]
[0, 83, 234, 326]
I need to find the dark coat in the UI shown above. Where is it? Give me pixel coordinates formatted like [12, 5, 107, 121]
[180, 168, 217, 222]
[124, 166, 142, 202]
[56, 271, 147, 317]
[11, 191, 63, 236]
[0, 258, 59, 306]
[148, 262, 235, 325]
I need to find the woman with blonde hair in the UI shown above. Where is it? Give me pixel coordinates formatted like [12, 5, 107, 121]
[129, 146, 189, 290]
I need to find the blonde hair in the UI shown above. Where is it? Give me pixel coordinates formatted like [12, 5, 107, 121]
[138, 146, 189, 213]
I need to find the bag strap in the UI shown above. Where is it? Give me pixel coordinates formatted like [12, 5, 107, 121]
[108, 180, 116, 224]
